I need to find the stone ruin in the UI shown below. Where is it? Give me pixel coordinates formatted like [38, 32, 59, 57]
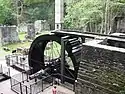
[0, 26, 20, 45]
[18, 23, 28, 32]
[27, 21, 50, 39]
[75, 33, 125, 94]
[34, 20, 50, 32]
[18, 20, 50, 33]
[27, 23, 35, 39]
[112, 16, 125, 33]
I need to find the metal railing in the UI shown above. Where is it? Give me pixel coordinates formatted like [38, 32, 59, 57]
[10, 73, 53, 94]
[52, 73, 75, 91]
[5, 54, 32, 73]
[10, 78, 31, 94]
[30, 75, 53, 94]
[10, 72, 75, 94]
[0, 64, 10, 81]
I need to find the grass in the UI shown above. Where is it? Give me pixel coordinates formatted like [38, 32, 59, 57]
[3, 41, 31, 50]
[2, 31, 32, 51]
[0, 41, 32, 58]
[0, 32, 29, 57]
[0, 31, 51, 57]
[0, 48, 10, 57]
[18, 32, 27, 40]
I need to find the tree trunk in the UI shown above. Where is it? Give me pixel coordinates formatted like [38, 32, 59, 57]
[16, 0, 23, 26]
[104, 0, 110, 34]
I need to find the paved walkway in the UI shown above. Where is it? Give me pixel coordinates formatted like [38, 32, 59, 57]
[0, 58, 19, 94]
[0, 79, 16, 94]
[38, 85, 74, 94]
[0, 79, 74, 94]
[0, 58, 75, 94]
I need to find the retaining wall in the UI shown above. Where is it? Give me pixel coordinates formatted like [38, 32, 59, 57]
[76, 39, 125, 94]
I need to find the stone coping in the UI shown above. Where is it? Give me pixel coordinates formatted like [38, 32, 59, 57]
[83, 39, 125, 53]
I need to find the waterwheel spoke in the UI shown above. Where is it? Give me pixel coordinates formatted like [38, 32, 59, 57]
[30, 58, 44, 67]
[53, 42, 60, 58]
[36, 43, 43, 55]
[54, 42, 61, 56]
[65, 66, 75, 78]
[29, 35, 79, 81]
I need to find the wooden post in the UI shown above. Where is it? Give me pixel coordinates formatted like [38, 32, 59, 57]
[61, 36, 68, 83]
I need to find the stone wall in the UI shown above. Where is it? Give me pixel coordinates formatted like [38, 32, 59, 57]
[18, 23, 28, 32]
[76, 39, 125, 94]
[27, 24, 35, 39]
[34, 20, 50, 32]
[0, 26, 20, 45]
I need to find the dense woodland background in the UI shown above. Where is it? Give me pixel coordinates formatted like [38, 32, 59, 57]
[1, 0, 125, 34]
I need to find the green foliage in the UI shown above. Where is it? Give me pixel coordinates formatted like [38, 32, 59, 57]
[64, 0, 125, 33]
[120, 86, 125, 94]
[0, 0, 16, 25]
[25, 1, 55, 29]
[64, 0, 103, 29]
[24, 0, 50, 5]
[118, 0, 125, 3]
[0, 0, 54, 27]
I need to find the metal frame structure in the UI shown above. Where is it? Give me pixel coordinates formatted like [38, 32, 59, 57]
[5, 54, 32, 73]
[0, 64, 10, 82]
[10, 72, 75, 94]
[28, 34, 82, 83]
[7, 29, 125, 94]
[28, 30, 107, 84]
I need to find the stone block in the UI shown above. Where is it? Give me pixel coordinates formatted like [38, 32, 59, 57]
[0, 26, 20, 45]
[76, 39, 125, 94]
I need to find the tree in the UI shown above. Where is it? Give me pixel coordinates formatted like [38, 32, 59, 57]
[23, 0, 55, 29]
[11, 0, 55, 29]
[24, 0, 50, 5]
[0, 0, 16, 25]
[64, 0, 125, 34]
[64, 0, 103, 30]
